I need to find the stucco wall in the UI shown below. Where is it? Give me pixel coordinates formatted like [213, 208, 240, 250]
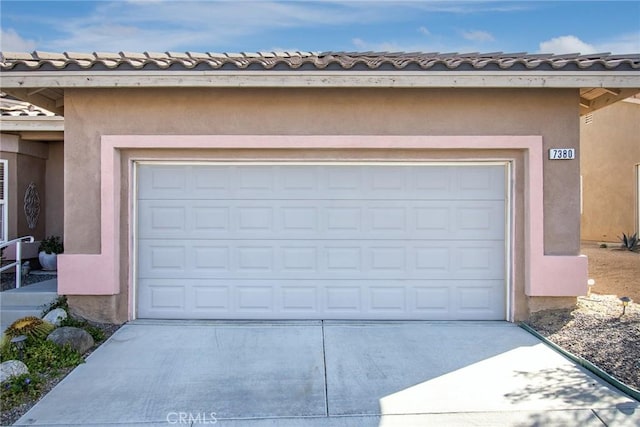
[17, 153, 47, 239]
[0, 135, 48, 241]
[65, 87, 580, 251]
[580, 100, 640, 241]
[62, 87, 581, 322]
[45, 141, 64, 238]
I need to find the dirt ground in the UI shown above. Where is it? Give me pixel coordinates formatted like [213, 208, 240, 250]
[581, 241, 640, 301]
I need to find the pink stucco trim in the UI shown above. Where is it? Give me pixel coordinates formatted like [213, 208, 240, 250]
[58, 135, 587, 300]
[524, 141, 588, 296]
[57, 140, 121, 295]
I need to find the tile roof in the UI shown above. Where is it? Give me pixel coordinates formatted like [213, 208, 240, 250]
[1, 51, 639, 72]
[0, 93, 57, 117]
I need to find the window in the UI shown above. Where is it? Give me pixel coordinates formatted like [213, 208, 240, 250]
[0, 160, 7, 242]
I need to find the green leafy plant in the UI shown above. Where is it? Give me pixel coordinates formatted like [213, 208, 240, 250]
[38, 236, 63, 254]
[23, 340, 84, 373]
[1, 340, 84, 412]
[40, 295, 69, 317]
[1, 374, 42, 406]
[1, 312, 113, 423]
[619, 232, 639, 252]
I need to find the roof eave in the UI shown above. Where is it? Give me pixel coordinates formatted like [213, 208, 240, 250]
[0, 115, 64, 132]
[1, 70, 639, 89]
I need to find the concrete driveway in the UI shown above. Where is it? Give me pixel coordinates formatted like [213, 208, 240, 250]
[15, 321, 638, 426]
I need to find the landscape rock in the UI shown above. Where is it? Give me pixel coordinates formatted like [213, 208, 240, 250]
[42, 308, 68, 326]
[0, 360, 29, 383]
[47, 327, 94, 354]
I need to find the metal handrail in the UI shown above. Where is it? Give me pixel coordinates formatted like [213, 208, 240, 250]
[0, 236, 35, 289]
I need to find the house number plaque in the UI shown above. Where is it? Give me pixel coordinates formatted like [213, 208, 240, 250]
[549, 148, 576, 160]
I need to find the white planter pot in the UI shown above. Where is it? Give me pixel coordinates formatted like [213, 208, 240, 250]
[39, 251, 58, 271]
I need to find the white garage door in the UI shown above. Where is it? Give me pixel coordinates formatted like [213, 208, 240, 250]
[136, 163, 506, 320]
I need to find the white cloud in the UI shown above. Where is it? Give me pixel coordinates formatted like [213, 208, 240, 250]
[352, 38, 367, 50]
[538, 35, 596, 54]
[40, 1, 367, 52]
[538, 32, 640, 54]
[461, 30, 494, 42]
[0, 29, 37, 51]
[594, 32, 640, 54]
[15, 0, 535, 53]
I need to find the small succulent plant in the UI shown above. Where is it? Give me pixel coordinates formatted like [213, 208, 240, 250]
[619, 232, 639, 252]
[4, 316, 54, 341]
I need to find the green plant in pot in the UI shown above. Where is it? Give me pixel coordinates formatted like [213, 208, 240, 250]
[38, 235, 63, 271]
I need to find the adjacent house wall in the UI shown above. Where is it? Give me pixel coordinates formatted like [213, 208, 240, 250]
[581, 99, 640, 241]
[62, 87, 581, 323]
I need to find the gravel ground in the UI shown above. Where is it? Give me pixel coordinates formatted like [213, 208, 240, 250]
[1, 271, 57, 292]
[527, 242, 640, 391]
[527, 294, 640, 390]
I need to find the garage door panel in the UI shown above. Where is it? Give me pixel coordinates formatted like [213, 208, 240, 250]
[136, 278, 505, 320]
[455, 166, 505, 197]
[139, 165, 504, 201]
[137, 239, 504, 280]
[137, 163, 507, 321]
[136, 279, 187, 318]
[137, 199, 504, 240]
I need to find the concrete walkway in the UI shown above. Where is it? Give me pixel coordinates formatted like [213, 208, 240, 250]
[0, 279, 58, 331]
[15, 321, 639, 426]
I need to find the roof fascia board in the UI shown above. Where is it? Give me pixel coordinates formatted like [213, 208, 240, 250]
[1, 71, 639, 89]
[0, 116, 64, 132]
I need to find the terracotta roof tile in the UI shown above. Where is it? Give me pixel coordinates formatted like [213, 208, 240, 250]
[1, 51, 639, 72]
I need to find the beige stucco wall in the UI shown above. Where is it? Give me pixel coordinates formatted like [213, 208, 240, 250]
[580, 100, 640, 241]
[0, 135, 48, 241]
[63, 87, 581, 322]
[45, 140, 64, 238]
[16, 153, 47, 240]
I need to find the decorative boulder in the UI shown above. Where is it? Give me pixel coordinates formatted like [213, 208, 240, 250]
[42, 308, 68, 326]
[0, 360, 29, 383]
[47, 327, 94, 354]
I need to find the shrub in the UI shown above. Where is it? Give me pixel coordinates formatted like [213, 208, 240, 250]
[1, 340, 83, 411]
[1, 374, 42, 407]
[38, 236, 63, 254]
[23, 340, 84, 374]
[40, 295, 69, 317]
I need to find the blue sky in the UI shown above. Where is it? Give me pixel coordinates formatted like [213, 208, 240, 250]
[1, 1, 639, 54]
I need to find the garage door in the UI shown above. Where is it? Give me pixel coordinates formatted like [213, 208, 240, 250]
[136, 163, 506, 320]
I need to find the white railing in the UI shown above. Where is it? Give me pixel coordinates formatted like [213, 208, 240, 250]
[0, 236, 35, 289]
